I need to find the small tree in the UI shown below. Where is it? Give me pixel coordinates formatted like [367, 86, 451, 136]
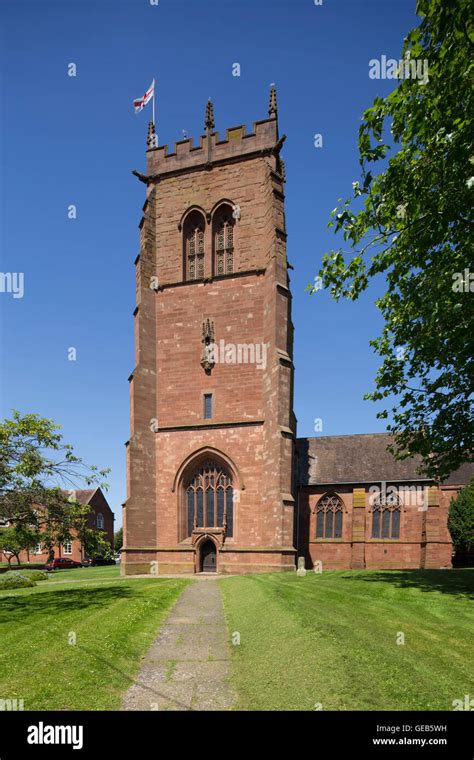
[448, 478, 474, 556]
[114, 527, 123, 552]
[37, 489, 85, 560]
[77, 525, 112, 560]
[0, 525, 39, 566]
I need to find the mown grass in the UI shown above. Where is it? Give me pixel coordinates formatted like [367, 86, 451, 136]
[220, 569, 474, 711]
[0, 566, 188, 710]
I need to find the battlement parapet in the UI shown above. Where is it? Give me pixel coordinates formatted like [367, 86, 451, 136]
[146, 117, 278, 177]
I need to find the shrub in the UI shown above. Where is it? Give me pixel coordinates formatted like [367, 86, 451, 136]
[4, 569, 48, 582]
[449, 478, 474, 554]
[0, 574, 36, 590]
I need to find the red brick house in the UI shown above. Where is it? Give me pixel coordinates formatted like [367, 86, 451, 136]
[1, 488, 114, 565]
[121, 89, 472, 575]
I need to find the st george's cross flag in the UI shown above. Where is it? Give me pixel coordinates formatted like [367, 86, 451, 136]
[133, 79, 155, 114]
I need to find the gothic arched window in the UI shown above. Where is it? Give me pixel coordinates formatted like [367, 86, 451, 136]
[213, 205, 234, 276]
[96, 512, 104, 530]
[183, 210, 205, 281]
[316, 493, 343, 538]
[185, 461, 233, 537]
[371, 493, 401, 539]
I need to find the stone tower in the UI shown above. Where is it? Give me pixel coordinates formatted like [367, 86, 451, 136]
[122, 87, 296, 574]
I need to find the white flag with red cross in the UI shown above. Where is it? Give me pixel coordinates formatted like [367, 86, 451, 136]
[133, 79, 155, 114]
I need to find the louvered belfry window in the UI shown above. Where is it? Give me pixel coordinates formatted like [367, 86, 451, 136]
[214, 214, 234, 276]
[183, 210, 206, 281]
[186, 225, 205, 280]
[185, 461, 233, 538]
[316, 493, 344, 538]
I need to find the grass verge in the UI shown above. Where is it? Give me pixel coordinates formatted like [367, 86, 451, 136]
[0, 566, 188, 710]
[220, 569, 474, 710]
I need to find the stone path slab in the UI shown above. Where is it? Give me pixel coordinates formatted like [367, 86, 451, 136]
[121, 579, 236, 711]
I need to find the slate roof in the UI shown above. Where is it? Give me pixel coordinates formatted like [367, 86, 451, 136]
[62, 489, 96, 504]
[296, 433, 473, 487]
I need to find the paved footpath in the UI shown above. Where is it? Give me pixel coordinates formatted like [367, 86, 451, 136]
[122, 578, 236, 711]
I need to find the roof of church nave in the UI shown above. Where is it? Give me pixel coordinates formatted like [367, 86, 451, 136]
[296, 433, 474, 487]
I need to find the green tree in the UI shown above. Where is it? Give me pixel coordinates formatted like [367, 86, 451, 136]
[308, 0, 473, 480]
[74, 509, 113, 560]
[31, 489, 83, 560]
[0, 525, 39, 566]
[114, 527, 123, 552]
[448, 478, 474, 554]
[0, 411, 109, 552]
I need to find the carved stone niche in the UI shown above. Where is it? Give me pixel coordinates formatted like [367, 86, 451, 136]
[192, 528, 225, 549]
[200, 318, 215, 374]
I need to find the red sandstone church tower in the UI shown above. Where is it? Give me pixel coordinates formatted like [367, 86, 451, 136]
[122, 87, 296, 574]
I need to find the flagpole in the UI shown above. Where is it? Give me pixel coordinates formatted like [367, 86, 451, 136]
[152, 82, 155, 127]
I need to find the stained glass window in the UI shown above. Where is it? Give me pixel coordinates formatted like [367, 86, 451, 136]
[184, 461, 233, 537]
[196, 488, 204, 528]
[371, 492, 401, 539]
[315, 494, 344, 539]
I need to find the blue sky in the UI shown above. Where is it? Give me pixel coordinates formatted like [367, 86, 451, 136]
[0, 0, 419, 526]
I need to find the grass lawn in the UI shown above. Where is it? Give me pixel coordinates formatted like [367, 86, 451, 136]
[220, 569, 474, 711]
[0, 566, 189, 710]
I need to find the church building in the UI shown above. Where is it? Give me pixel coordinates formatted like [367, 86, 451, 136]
[121, 89, 472, 575]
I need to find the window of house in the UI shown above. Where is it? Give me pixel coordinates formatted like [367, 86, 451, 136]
[185, 461, 233, 538]
[371, 494, 401, 539]
[203, 393, 213, 419]
[33, 543, 42, 555]
[315, 493, 344, 538]
[96, 512, 104, 530]
[63, 543, 73, 555]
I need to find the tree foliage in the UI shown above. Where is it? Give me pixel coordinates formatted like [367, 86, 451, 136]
[0, 410, 108, 501]
[448, 478, 474, 554]
[308, 0, 473, 480]
[0, 411, 110, 556]
[0, 525, 39, 566]
[75, 515, 113, 560]
[114, 527, 123, 552]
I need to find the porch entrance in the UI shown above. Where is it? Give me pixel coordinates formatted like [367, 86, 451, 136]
[200, 540, 217, 573]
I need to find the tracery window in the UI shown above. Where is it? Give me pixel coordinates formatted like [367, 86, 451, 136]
[315, 493, 343, 538]
[185, 461, 233, 538]
[183, 211, 205, 281]
[213, 207, 234, 276]
[371, 493, 401, 539]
